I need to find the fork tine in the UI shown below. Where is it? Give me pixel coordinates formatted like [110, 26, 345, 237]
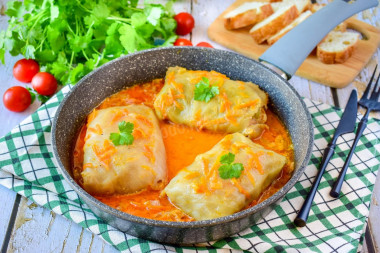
[363, 65, 378, 100]
[370, 72, 380, 101]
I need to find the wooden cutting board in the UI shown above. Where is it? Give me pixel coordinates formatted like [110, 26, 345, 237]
[208, 0, 380, 88]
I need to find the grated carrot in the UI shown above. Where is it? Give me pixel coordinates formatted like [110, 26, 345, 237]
[244, 169, 256, 186]
[142, 165, 157, 176]
[234, 99, 260, 110]
[220, 92, 231, 113]
[225, 111, 238, 126]
[203, 117, 227, 127]
[221, 135, 233, 149]
[136, 115, 153, 127]
[173, 99, 183, 110]
[253, 152, 264, 174]
[184, 171, 201, 180]
[111, 111, 125, 125]
[83, 163, 93, 169]
[166, 71, 175, 84]
[87, 109, 98, 125]
[171, 78, 184, 94]
[194, 110, 202, 121]
[87, 124, 103, 135]
[193, 176, 210, 195]
[92, 140, 117, 170]
[144, 144, 155, 163]
[231, 178, 250, 198]
[133, 129, 146, 139]
[245, 149, 264, 174]
[234, 144, 242, 154]
[84, 133, 92, 142]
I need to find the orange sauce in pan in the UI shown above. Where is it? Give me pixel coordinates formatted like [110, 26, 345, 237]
[72, 79, 294, 222]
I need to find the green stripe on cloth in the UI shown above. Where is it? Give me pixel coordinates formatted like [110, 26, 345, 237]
[0, 85, 379, 252]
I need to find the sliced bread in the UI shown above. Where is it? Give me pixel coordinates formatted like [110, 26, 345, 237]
[249, 4, 298, 44]
[309, 3, 324, 13]
[317, 31, 359, 64]
[271, 0, 310, 14]
[224, 2, 273, 30]
[267, 10, 312, 45]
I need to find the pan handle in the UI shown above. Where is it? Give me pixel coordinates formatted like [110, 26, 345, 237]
[259, 0, 378, 80]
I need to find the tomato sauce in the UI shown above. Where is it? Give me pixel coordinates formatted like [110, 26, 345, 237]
[72, 79, 294, 222]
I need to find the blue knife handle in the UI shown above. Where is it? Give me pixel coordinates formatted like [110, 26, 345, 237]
[330, 113, 368, 198]
[259, 0, 379, 79]
[294, 142, 336, 227]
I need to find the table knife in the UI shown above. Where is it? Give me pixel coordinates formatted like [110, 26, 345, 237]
[294, 90, 358, 227]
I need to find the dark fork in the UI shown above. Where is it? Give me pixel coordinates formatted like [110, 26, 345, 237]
[330, 65, 380, 198]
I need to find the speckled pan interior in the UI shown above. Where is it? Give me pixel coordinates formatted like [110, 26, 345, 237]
[52, 47, 314, 245]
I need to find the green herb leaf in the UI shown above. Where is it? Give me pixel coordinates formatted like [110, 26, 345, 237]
[26, 87, 49, 104]
[0, 49, 5, 65]
[26, 87, 36, 104]
[218, 152, 244, 179]
[146, 6, 163, 26]
[194, 77, 219, 102]
[24, 45, 36, 59]
[119, 24, 137, 53]
[37, 94, 50, 104]
[109, 121, 134, 146]
[220, 153, 235, 164]
[50, 4, 59, 22]
[0, 0, 178, 85]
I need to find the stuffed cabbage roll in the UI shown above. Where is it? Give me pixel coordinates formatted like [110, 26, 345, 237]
[82, 105, 167, 195]
[154, 67, 268, 138]
[163, 133, 286, 220]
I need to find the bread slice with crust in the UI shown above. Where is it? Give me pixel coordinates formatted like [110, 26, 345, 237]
[267, 10, 312, 45]
[317, 31, 359, 64]
[224, 2, 274, 30]
[249, 4, 298, 44]
[272, 0, 311, 14]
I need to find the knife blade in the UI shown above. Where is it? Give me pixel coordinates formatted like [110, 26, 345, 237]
[294, 90, 358, 227]
[331, 90, 358, 141]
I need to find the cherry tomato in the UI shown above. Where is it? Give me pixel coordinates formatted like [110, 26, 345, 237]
[32, 72, 58, 96]
[3, 86, 32, 112]
[196, 42, 213, 48]
[174, 12, 195, 36]
[13, 59, 40, 83]
[174, 38, 193, 46]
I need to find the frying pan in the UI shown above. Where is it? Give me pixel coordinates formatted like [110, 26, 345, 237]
[52, 0, 378, 244]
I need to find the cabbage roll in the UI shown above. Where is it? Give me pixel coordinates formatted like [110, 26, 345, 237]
[82, 105, 167, 195]
[163, 133, 286, 220]
[154, 67, 268, 138]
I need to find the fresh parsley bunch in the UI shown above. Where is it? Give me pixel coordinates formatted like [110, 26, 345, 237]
[0, 0, 178, 85]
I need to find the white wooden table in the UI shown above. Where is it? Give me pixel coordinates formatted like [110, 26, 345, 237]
[0, 0, 379, 252]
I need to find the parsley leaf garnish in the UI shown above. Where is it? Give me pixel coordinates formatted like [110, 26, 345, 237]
[109, 121, 134, 146]
[218, 152, 244, 179]
[194, 77, 219, 102]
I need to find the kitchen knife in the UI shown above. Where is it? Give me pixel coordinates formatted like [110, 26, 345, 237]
[294, 90, 358, 227]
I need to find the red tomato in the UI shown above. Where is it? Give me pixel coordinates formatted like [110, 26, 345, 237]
[196, 42, 213, 48]
[13, 59, 40, 83]
[174, 12, 195, 36]
[174, 38, 193, 46]
[3, 86, 32, 112]
[32, 72, 58, 96]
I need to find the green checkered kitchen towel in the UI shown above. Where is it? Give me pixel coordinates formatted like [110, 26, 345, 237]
[0, 84, 379, 253]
